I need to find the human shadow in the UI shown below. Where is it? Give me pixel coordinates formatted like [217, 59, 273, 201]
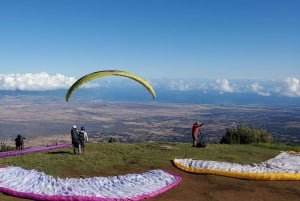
[46, 151, 73, 155]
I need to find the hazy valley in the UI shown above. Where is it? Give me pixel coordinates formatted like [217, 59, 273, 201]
[0, 94, 299, 148]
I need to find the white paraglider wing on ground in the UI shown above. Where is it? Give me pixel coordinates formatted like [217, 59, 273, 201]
[173, 151, 300, 180]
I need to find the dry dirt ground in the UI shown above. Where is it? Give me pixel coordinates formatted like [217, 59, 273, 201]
[147, 164, 300, 201]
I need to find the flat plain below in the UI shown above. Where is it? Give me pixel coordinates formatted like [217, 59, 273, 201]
[1, 96, 300, 146]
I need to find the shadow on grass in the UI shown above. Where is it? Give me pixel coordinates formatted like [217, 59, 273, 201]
[46, 151, 73, 155]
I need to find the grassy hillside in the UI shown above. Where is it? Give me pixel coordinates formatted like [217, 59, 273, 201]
[0, 142, 300, 201]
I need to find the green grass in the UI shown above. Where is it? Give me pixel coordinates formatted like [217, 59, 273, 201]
[1, 142, 299, 178]
[0, 142, 300, 200]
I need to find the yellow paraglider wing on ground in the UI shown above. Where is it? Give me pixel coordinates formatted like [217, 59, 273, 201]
[173, 151, 300, 181]
[65, 70, 156, 102]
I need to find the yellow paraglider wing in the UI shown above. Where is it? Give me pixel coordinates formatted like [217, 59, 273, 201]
[65, 70, 156, 102]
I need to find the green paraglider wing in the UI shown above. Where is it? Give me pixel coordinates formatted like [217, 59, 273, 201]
[65, 70, 156, 102]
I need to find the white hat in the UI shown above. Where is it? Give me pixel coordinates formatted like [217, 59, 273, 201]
[73, 125, 77, 128]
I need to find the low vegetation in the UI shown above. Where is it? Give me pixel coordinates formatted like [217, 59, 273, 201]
[220, 125, 273, 144]
[0, 142, 14, 152]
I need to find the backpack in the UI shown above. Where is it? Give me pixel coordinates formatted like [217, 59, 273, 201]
[71, 129, 79, 143]
[79, 131, 85, 142]
[196, 141, 206, 148]
[16, 135, 23, 143]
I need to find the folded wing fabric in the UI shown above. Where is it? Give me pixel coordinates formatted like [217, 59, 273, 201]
[173, 151, 300, 180]
[0, 167, 181, 201]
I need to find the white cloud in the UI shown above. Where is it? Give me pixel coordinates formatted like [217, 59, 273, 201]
[1, 73, 300, 99]
[0, 72, 76, 90]
[280, 77, 300, 97]
[162, 78, 300, 98]
[214, 79, 235, 93]
[250, 82, 271, 96]
[154, 79, 209, 92]
[168, 80, 190, 91]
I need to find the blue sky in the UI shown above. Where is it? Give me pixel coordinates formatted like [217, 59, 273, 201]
[0, 0, 299, 97]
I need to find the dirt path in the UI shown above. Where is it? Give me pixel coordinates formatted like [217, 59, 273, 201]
[147, 164, 300, 201]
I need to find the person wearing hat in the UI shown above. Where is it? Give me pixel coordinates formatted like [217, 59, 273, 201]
[71, 125, 80, 154]
[192, 122, 204, 147]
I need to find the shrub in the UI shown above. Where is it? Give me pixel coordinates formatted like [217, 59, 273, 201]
[220, 125, 273, 144]
[0, 142, 14, 152]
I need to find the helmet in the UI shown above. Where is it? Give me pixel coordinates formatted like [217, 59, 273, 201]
[81, 126, 85, 131]
[73, 125, 77, 129]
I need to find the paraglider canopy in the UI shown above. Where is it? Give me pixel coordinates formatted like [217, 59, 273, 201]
[65, 70, 156, 102]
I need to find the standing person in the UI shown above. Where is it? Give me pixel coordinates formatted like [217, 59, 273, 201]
[71, 125, 80, 154]
[192, 122, 204, 147]
[79, 126, 88, 153]
[15, 134, 26, 150]
[15, 135, 21, 150]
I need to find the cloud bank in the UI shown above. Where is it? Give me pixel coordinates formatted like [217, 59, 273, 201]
[0, 72, 76, 90]
[153, 77, 300, 98]
[0, 73, 299, 98]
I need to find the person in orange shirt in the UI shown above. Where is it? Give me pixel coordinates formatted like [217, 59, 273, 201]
[192, 122, 204, 147]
